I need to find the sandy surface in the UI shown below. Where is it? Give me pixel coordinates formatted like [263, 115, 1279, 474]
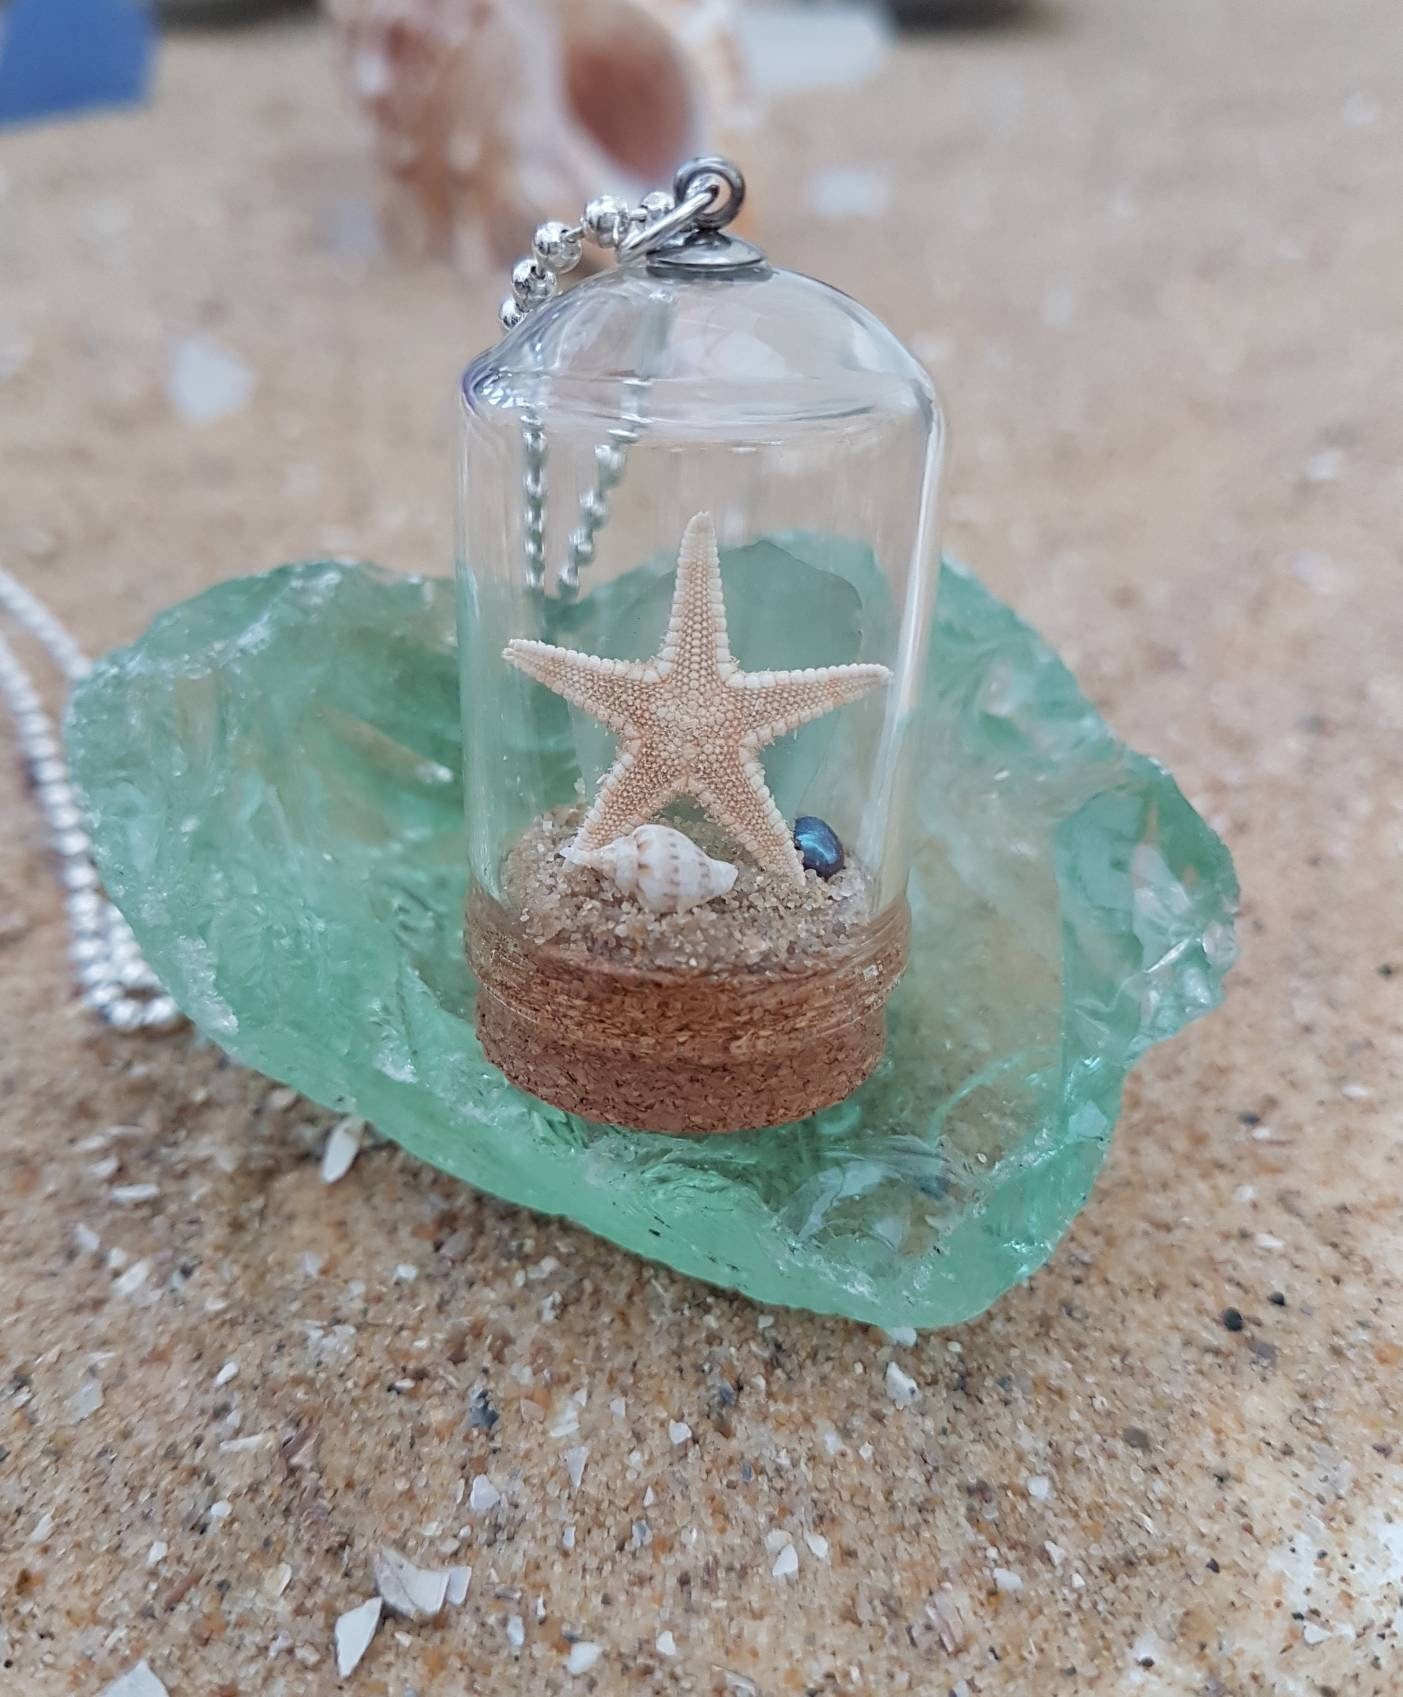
[1, 3, 1399, 1692]
[500, 810, 875, 970]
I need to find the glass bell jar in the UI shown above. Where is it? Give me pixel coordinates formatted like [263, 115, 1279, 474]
[458, 159, 945, 1134]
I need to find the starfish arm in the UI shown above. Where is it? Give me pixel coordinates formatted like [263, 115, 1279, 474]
[503, 639, 650, 737]
[571, 749, 680, 857]
[736, 662, 891, 746]
[692, 748, 806, 888]
[656, 511, 732, 685]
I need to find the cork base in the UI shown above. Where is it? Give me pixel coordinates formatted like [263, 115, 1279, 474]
[468, 887, 910, 1135]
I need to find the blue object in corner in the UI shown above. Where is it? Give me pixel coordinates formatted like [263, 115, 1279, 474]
[0, 0, 154, 127]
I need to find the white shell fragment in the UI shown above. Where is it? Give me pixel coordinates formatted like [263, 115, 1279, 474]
[100, 1664, 170, 1697]
[884, 1360, 919, 1405]
[334, 1597, 382, 1678]
[563, 823, 737, 915]
[469, 1474, 502, 1512]
[372, 1546, 451, 1619]
[320, 1116, 364, 1183]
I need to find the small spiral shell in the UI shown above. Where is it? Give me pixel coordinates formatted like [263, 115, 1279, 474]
[562, 823, 737, 915]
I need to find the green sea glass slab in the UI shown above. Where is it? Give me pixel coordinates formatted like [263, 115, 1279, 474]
[68, 559, 1236, 1328]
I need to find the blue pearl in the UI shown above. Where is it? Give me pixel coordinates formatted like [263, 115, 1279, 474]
[793, 815, 844, 879]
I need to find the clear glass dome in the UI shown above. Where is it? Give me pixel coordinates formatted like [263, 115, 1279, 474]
[457, 248, 945, 1132]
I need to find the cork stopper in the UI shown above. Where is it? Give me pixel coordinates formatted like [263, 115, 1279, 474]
[467, 881, 909, 1135]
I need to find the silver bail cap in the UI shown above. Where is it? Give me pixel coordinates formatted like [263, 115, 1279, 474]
[628, 157, 768, 278]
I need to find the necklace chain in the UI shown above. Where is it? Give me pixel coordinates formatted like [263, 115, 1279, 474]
[0, 566, 182, 1033]
[504, 189, 679, 598]
[498, 156, 744, 598]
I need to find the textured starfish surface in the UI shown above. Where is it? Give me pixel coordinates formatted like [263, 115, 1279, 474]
[503, 512, 890, 887]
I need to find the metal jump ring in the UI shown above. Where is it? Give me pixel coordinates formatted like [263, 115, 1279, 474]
[674, 156, 745, 230]
[616, 182, 720, 262]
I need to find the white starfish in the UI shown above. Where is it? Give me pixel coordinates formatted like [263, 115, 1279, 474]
[503, 512, 889, 888]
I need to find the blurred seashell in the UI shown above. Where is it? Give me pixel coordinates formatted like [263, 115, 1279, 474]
[563, 823, 737, 915]
[323, 0, 750, 271]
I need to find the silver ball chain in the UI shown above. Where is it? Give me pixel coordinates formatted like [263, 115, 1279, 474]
[498, 157, 744, 598]
[0, 566, 183, 1033]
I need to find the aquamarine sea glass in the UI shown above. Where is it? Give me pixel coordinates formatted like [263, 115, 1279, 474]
[68, 557, 1236, 1328]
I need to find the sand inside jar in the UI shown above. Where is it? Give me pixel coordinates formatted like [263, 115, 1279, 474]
[499, 807, 875, 972]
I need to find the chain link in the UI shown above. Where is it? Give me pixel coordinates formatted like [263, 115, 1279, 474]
[0, 566, 183, 1034]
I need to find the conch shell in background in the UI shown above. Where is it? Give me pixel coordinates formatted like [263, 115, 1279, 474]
[323, 0, 750, 270]
[563, 824, 738, 916]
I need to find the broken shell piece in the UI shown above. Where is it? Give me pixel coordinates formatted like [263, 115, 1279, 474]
[334, 1597, 382, 1679]
[372, 1546, 450, 1619]
[563, 823, 737, 915]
